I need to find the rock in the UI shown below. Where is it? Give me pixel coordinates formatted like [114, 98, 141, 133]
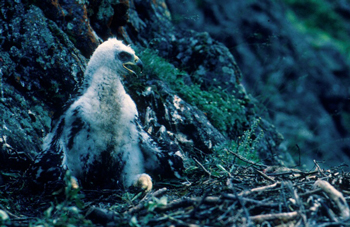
[0, 0, 291, 179]
[140, 80, 227, 154]
[34, 0, 100, 57]
[125, 1, 287, 164]
[0, 1, 86, 171]
[166, 0, 350, 168]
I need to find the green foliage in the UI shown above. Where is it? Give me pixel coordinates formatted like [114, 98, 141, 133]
[31, 171, 92, 227]
[284, 0, 343, 36]
[283, 0, 350, 57]
[138, 48, 264, 181]
[233, 118, 264, 165]
[137, 48, 187, 84]
[139, 48, 247, 136]
[145, 196, 167, 212]
[183, 85, 247, 134]
[185, 118, 264, 178]
[212, 118, 263, 172]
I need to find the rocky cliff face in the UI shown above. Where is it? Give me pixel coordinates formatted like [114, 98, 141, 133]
[0, 1, 87, 171]
[0, 0, 292, 178]
[167, 0, 350, 168]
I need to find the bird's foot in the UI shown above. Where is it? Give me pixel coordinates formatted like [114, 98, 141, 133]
[133, 173, 152, 192]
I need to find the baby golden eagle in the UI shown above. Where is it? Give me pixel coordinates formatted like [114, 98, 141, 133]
[31, 38, 182, 191]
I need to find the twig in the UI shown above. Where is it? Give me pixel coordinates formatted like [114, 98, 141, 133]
[155, 198, 194, 212]
[148, 214, 200, 227]
[225, 148, 267, 168]
[317, 221, 350, 227]
[238, 182, 281, 197]
[284, 181, 308, 225]
[222, 194, 280, 207]
[313, 160, 328, 177]
[189, 191, 209, 218]
[298, 188, 322, 197]
[0, 204, 22, 219]
[230, 186, 252, 226]
[320, 199, 339, 222]
[156, 196, 221, 212]
[140, 187, 167, 203]
[314, 179, 350, 220]
[255, 169, 276, 183]
[266, 170, 318, 177]
[193, 157, 217, 178]
[296, 144, 301, 167]
[249, 211, 300, 223]
[126, 187, 168, 214]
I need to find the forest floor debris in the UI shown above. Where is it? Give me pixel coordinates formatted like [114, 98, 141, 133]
[1, 162, 350, 226]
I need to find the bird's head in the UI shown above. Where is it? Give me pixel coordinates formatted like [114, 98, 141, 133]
[108, 39, 143, 77]
[119, 51, 143, 77]
[85, 38, 143, 83]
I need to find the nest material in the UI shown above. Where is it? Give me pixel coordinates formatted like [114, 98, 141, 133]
[1, 162, 350, 226]
[84, 163, 350, 226]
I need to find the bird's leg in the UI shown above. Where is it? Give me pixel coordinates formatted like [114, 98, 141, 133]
[133, 173, 153, 192]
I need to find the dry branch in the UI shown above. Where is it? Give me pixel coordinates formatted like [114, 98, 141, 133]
[155, 196, 221, 212]
[193, 157, 215, 177]
[314, 179, 350, 220]
[222, 194, 280, 207]
[126, 187, 168, 214]
[225, 148, 267, 168]
[238, 182, 281, 197]
[249, 211, 300, 223]
[255, 169, 276, 182]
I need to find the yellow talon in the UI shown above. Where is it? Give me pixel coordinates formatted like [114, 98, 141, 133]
[133, 173, 153, 192]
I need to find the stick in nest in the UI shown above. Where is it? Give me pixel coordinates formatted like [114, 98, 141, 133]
[248, 211, 300, 223]
[255, 169, 276, 183]
[238, 182, 281, 197]
[314, 179, 350, 220]
[126, 187, 168, 214]
[225, 148, 267, 168]
[193, 157, 216, 178]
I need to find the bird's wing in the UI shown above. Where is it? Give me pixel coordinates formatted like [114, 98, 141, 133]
[135, 117, 184, 179]
[27, 115, 67, 188]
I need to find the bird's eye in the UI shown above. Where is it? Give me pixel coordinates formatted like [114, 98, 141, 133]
[118, 52, 133, 62]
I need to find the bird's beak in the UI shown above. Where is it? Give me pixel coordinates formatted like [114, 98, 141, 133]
[123, 56, 143, 77]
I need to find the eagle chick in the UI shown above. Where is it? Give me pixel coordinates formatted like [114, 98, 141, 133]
[32, 38, 181, 191]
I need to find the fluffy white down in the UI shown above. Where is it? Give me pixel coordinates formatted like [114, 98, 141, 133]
[43, 38, 149, 188]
